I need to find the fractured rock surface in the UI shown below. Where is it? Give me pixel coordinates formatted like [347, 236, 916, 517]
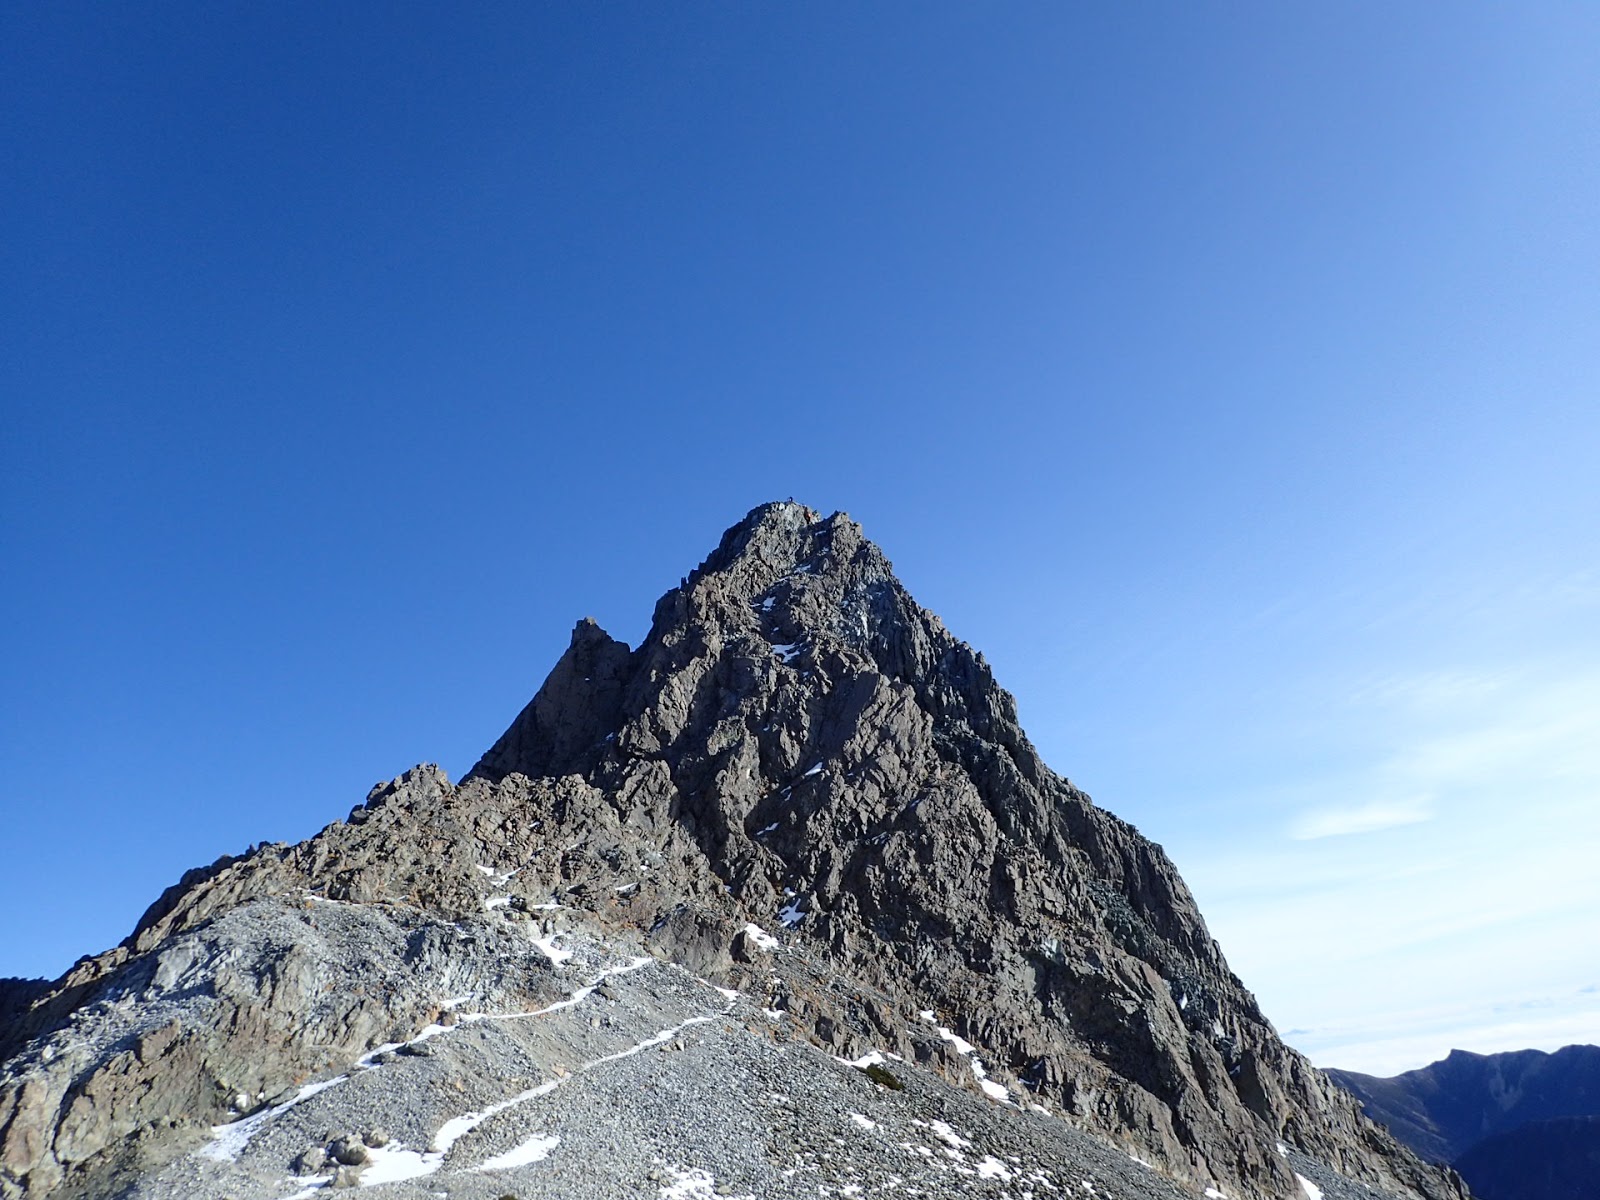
[0, 502, 1468, 1200]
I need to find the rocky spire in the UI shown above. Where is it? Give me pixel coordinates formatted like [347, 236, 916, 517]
[0, 502, 1467, 1200]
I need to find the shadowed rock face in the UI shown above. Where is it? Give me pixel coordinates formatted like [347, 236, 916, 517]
[0, 503, 1466, 1200]
[1452, 1114, 1600, 1200]
[1331, 1044, 1600, 1200]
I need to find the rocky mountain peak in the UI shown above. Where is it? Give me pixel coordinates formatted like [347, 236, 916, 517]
[472, 501, 1041, 801]
[0, 503, 1469, 1200]
[640, 499, 923, 691]
[687, 500, 864, 589]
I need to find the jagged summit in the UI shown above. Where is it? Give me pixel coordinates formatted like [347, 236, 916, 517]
[474, 499, 1044, 800]
[0, 505, 1467, 1200]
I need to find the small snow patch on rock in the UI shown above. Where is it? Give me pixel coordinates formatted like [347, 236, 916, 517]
[478, 1132, 560, 1171]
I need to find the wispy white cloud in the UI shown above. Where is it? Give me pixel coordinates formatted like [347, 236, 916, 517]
[1348, 669, 1508, 711]
[1289, 797, 1433, 840]
[1175, 655, 1600, 1075]
[1291, 989, 1600, 1077]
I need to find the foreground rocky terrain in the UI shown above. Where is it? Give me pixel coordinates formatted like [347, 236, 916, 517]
[1, 503, 1467, 1200]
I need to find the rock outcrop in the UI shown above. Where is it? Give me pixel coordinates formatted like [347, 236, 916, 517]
[0, 502, 1467, 1200]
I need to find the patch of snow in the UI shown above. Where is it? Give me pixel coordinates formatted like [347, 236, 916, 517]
[918, 1011, 1013, 1105]
[474, 864, 496, 876]
[359, 1144, 437, 1186]
[432, 1081, 563, 1155]
[1128, 1153, 1154, 1169]
[742, 923, 780, 950]
[924, 1120, 971, 1150]
[200, 1077, 346, 1161]
[656, 1163, 754, 1200]
[1296, 1175, 1323, 1200]
[371, 956, 652, 1066]
[533, 986, 595, 1016]
[356, 1040, 406, 1067]
[760, 596, 776, 612]
[763, 1008, 785, 1021]
[777, 898, 805, 927]
[1205, 1189, 1227, 1199]
[802, 762, 823, 777]
[771, 642, 801, 663]
[1276, 1141, 1289, 1157]
[839, 1050, 886, 1068]
[660, 1166, 717, 1199]
[483, 895, 511, 910]
[592, 1014, 718, 1067]
[921, 1013, 977, 1056]
[477, 1133, 560, 1171]
[532, 933, 574, 967]
[315, 1085, 566, 1187]
[756, 822, 779, 835]
[609, 955, 655, 975]
[977, 1155, 1014, 1180]
[849, 1112, 877, 1130]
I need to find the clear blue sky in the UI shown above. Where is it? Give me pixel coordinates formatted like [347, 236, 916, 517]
[3, 4, 1596, 1074]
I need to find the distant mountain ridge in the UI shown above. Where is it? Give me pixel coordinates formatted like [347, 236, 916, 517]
[1329, 1045, 1600, 1163]
[1330, 1045, 1600, 1200]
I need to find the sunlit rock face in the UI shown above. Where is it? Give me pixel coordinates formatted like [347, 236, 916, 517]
[0, 503, 1466, 1200]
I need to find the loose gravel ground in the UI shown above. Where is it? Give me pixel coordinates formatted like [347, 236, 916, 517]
[122, 932, 1413, 1200]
